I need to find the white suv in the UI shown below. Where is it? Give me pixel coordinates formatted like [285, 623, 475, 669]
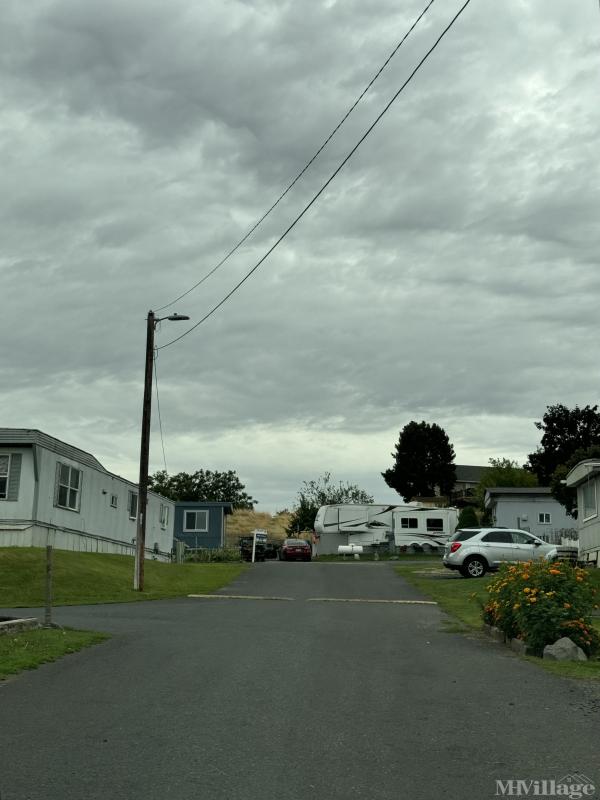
[442, 528, 564, 578]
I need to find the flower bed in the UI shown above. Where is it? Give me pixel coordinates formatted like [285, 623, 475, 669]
[482, 561, 600, 657]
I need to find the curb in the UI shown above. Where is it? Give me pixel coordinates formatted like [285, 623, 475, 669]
[0, 617, 40, 636]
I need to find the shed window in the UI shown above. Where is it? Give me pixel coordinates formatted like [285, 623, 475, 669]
[184, 510, 208, 532]
[401, 518, 418, 529]
[55, 463, 82, 511]
[160, 504, 169, 528]
[0, 455, 9, 499]
[582, 482, 597, 520]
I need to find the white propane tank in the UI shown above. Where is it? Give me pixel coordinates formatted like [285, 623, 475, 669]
[338, 545, 364, 555]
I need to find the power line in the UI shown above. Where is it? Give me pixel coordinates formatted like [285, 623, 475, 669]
[158, 0, 473, 352]
[154, 0, 437, 314]
[153, 350, 168, 473]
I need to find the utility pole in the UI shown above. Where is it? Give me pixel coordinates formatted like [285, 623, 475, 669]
[134, 310, 189, 591]
[134, 310, 155, 592]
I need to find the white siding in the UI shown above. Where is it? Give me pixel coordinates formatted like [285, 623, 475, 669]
[0, 447, 35, 519]
[0, 443, 174, 558]
[577, 476, 600, 564]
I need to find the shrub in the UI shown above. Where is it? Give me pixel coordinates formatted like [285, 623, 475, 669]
[457, 506, 479, 529]
[482, 560, 600, 656]
[185, 548, 241, 563]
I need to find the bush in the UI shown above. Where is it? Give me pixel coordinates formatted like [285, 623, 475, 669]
[457, 506, 479, 528]
[482, 561, 600, 656]
[185, 548, 241, 563]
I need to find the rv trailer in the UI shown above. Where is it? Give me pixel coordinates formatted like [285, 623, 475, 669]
[313, 504, 458, 554]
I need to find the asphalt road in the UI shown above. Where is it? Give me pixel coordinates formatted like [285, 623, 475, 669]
[1, 562, 599, 800]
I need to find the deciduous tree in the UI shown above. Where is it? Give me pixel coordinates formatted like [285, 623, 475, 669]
[148, 469, 256, 509]
[286, 473, 374, 534]
[527, 404, 600, 485]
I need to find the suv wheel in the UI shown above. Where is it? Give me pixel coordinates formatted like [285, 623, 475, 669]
[460, 556, 487, 578]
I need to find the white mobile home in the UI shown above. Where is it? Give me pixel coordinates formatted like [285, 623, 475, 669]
[314, 504, 458, 554]
[0, 429, 174, 560]
[565, 459, 600, 566]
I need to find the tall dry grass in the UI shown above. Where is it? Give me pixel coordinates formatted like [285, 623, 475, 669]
[224, 509, 292, 546]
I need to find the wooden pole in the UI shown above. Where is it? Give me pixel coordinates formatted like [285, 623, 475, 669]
[134, 311, 155, 591]
[44, 545, 53, 627]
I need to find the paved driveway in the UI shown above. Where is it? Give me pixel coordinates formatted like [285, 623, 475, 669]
[1, 562, 599, 800]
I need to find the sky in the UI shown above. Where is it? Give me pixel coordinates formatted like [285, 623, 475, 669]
[2, 0, 599, 512]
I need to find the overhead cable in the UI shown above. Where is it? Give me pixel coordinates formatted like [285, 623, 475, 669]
[157, 0, 473, 351]
[153, 0, 437, 313]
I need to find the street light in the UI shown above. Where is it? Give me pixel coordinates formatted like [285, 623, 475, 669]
[134, 309, 189, 591]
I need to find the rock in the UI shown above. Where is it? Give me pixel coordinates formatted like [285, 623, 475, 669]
[543, 637, 587, 662]
[490, 626, 505, 644]
[510, 638, 533, 656]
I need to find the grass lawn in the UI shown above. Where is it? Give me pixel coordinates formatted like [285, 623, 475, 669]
[396, 562, 600, 680]
[0, 548, 246, 607]
[0, 627, 109, 680]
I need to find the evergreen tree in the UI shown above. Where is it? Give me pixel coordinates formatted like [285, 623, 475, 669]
[382, 421, 456, 501]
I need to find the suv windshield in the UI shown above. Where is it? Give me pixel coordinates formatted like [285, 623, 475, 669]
[451, 529, 480, 542]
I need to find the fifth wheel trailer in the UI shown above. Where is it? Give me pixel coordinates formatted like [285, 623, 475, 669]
[313, 504, 459, 554]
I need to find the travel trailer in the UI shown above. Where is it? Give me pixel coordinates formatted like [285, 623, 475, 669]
[313, 503, 459, 554]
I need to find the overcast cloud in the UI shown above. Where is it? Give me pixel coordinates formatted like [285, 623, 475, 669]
[2, 0, 599, 511]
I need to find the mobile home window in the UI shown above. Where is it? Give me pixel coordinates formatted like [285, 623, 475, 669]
[426, 518, 444, 531]
[55, 463, 82, 511]
[0, 455, 8, 499]
[128, 491, 138, 520]
[184, 510, 208, 532]
[582, 482, 597, 520]
[400, 517, 418, 529]
[538, 512, 551, 524]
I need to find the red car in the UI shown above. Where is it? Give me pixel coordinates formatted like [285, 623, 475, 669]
[279, 538, 312, 562]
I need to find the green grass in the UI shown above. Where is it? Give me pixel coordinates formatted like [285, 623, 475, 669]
[0, 627, 109, 679]
[395, 564, 490, 627]
[0, 548, 246, 607]
[395, 563, 600, 680]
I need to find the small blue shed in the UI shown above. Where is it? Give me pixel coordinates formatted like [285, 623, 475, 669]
[173, 501, 233, 550]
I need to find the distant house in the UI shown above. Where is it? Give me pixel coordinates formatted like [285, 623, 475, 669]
[484, 487, 576, 543]
[0, 428, 174, 560]
[174, 501, 233, 550]
[565, 459, 600, 566]
[451, 464, 488, 506]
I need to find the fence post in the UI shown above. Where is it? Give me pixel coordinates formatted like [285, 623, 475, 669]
[44, 545, 53, 628]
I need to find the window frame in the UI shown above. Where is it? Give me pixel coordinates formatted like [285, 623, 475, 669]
[183, 509, 209, 533]
[0, 454, 10, 500]
[400, 517, 418, 529]
[159, 503, 169, 528]
[537, 512, 551, 525]
[128, 491, 138, 520]
[426, 518, 444, 532]
[582, 481, 597, 522]
[55, 462, 82, 512]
